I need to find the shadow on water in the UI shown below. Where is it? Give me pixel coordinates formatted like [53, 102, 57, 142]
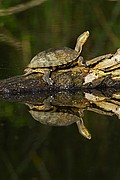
[0, 0, 120, 179]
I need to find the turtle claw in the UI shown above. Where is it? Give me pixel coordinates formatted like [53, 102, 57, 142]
[47, 78, 54, 86]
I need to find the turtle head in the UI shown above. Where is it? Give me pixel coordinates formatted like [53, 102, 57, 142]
[75, 31, 89, 53]
[76, 118, 91, 140]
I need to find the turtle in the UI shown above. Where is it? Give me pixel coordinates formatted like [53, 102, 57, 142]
[29, 108, 91, 140]
[24, 31, 89, 85]
[26, 97, 91, 140]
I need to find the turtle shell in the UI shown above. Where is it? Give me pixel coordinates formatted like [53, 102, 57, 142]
[27, 47, 79, 68]
[29, 110, 80, 126]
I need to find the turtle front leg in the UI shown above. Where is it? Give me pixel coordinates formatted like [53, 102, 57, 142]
[35, 68, 54, 85]
[78, 56, 87, 67]
[26, 96, 54, 111]
[24, 68, 54, 85]
[42, 69, 54, 85]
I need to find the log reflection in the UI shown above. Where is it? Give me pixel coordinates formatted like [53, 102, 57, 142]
[0, 89, 120, 139]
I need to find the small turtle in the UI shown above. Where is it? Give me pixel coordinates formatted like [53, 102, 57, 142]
[24, 31, 89, 85]
[26, 100, 91, 140]
[29, 109, 91, 140]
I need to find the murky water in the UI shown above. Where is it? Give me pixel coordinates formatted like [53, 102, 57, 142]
[0, 98, 120, 180]
[0, 0, 120, 179]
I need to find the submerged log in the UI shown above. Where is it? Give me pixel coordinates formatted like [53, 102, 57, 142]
[0, 48, 120, 94]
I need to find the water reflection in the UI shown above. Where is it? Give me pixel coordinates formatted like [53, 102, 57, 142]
[0, 88, 120, 140]
[1, 89, 120, 179]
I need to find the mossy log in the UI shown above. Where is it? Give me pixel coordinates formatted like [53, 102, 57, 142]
[0, 49, 120, 94]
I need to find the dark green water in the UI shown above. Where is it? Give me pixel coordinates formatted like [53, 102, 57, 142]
[0, 0, 120, 179]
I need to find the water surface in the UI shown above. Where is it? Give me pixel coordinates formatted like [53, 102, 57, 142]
[0, 0, 120, 179]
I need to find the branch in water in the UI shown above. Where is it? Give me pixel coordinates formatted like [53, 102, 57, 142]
[0, 0, 47, 16]
[0, 28, 22, 50]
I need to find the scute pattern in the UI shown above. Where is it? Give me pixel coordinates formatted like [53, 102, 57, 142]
[28, 47, 78, 68]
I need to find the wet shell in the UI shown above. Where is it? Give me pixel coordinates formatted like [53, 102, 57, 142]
[27, 47, 79, 68]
